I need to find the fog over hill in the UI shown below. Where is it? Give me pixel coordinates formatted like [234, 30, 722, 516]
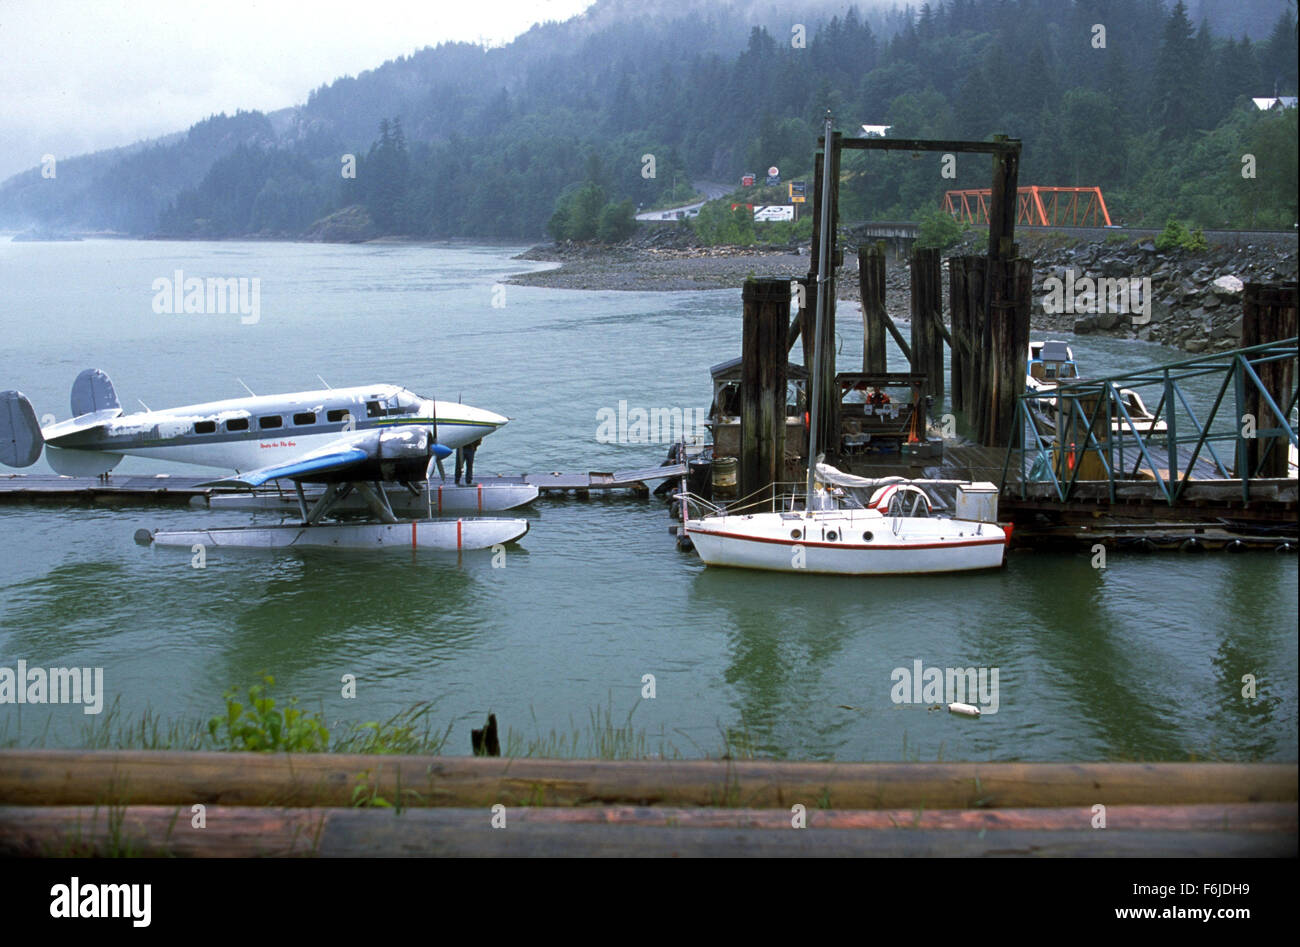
[1, 0, 1295, 239]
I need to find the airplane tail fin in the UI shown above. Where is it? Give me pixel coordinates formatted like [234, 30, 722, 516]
[0, 390, 44, 467]
[71, 368, 120, 417]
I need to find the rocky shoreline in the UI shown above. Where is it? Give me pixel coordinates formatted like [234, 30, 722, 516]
[509, 227, 1297, 354]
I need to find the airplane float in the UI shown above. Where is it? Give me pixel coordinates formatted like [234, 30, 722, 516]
[0, 369, 532, 550]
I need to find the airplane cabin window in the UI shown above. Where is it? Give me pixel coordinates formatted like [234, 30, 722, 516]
[194, 421, 216, 434]
[293, 412, 316, 425]
[226, 418, 249, 431]
[259, 416, 282, 429]
[326, 409, 349, 422]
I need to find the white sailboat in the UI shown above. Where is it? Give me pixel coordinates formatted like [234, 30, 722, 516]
[681, 114, 1010, 575]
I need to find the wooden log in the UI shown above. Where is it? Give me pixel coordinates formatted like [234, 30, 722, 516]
[1, 804, 1291, 858]
[858, 243, 888, 374]
[740, 278, 790, 500]
[1241, 282, 1298, 478]
[0, 752, 1293, 810]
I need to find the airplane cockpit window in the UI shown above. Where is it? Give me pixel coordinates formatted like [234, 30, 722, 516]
[389, 390, 421, 415]
[366, 401, 383, 418]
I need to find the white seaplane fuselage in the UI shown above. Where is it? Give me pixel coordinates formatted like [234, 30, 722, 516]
[42, 384, 504, 474]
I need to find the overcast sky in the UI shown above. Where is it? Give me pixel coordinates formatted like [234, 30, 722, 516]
[0, 0, 597, 181]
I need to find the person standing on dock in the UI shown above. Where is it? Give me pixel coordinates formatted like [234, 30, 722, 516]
[456, 438, 482, 485]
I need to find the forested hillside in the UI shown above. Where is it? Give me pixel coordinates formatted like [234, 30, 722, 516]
[1, 0, 1295, 239]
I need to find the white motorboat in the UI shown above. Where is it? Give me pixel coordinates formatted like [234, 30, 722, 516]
[681, 114, 1010, 576]
[1026, 340, 1167, 440]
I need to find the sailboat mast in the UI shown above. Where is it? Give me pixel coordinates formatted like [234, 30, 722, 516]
[804, 112, 836, 515]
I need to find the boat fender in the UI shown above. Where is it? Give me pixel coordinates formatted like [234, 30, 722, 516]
[1276, 542, 1296, 554]
[1225, 540, 1247, 553]
[1180, 537, 1205, 553]
[676, 534, 694, 552]
[948, 702, 981, 717]
[133, 529, 155, 546]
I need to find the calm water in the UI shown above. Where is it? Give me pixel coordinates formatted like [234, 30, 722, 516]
[0, 239, 1295, 761]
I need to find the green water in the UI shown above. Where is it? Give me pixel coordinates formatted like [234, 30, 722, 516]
[0, 239, 1294, 761]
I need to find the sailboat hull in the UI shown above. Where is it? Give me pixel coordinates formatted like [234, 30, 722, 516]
[685, 510, 1007, 575]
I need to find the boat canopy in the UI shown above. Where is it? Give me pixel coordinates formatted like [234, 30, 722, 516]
[1038, 341, 1073, 362]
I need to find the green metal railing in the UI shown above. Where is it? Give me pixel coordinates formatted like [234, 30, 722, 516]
[1001, 338, 1298, 504]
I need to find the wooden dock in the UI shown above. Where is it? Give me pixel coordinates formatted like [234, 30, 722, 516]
[0, 465, 687, 506]
[0, 751, 1292, 857]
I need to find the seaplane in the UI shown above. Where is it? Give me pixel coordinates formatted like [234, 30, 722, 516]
[0, 370, 532, 551]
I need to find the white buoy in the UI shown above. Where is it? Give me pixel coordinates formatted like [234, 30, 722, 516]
[948, 702, 981, 717]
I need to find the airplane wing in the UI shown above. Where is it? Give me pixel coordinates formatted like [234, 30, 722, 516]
[200, 429, 451, 489]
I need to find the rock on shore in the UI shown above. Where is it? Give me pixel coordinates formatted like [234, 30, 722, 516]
[1019, 235, 1297, 354]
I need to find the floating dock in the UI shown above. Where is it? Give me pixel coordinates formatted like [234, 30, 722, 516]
[0, 464, 687, 507]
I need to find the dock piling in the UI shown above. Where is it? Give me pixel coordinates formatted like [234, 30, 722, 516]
[740, 278, 790, 502]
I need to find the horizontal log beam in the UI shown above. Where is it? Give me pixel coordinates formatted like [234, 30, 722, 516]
[1, 804, 1292, 858]
[0, 752, 1292, 810]
[833, 137, 1020, 154]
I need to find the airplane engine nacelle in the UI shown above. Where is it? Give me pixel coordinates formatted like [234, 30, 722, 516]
[377, 427, 433, 462]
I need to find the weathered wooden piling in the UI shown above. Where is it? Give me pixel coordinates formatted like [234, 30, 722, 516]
[986, 257, 1033, 446]
[957, 255, 990, 439]
[858, 242, 888, 374]
[948, 257, 968, 415]
[740, 278, 790, 500]
[1240, 281, 1298, 479]
[910, 246, 944, 404]
[947, 253, 1029, 447]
